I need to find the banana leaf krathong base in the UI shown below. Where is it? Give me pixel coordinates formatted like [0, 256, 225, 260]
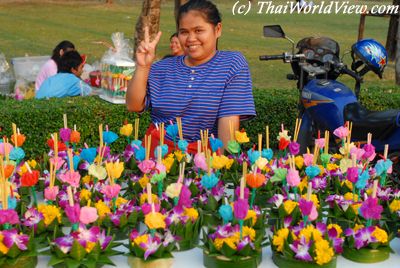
[0, 255, 38, 268]
[127, 256, 174, 268]
[203, 250, 262, 268]
[272, 252, 337, 268]
[342, 246, 391, 263]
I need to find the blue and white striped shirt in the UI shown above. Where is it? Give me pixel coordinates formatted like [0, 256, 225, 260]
[145, 50, 256, 142]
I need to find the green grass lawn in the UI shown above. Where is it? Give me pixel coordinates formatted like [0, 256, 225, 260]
[0, 0, 398, 90]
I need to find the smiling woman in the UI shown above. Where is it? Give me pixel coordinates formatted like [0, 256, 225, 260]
[126, 0, 256, 155]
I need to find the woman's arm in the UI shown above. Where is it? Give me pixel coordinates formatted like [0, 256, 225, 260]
[218, 115, 240, 152]
[126, 27, 162, 112]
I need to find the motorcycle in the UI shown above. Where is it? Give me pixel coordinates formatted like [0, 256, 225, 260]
[259, 25, 400, 171]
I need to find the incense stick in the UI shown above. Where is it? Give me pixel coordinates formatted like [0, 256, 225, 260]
[266, 125, 269, 149]
[134, 118, 139, 140]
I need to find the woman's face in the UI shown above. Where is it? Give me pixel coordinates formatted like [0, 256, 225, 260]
[178, 10, 221, 66]
[170, 36, 183, 56]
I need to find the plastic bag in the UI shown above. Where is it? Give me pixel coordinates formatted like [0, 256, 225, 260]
[100, 32, 135, 101]
[0, 53, 15, 96]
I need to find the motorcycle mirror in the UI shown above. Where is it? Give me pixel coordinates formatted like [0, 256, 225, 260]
[263, 25, 286, 38]
[263, 25, 296, 56]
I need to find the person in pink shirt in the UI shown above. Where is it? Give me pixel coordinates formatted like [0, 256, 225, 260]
[35, 40, 75, 91]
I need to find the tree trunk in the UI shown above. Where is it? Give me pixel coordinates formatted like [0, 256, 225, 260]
[133, 0, 162, 58]
[174, 0, 188, 27]
[396, 10, 400, 85]
[386, 0, 399, 61]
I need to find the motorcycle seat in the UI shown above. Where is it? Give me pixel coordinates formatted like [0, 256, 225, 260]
[343, 102, 400, 140]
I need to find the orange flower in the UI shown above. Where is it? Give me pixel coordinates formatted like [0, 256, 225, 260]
[4, 165, 15, 179]
[11, 134, 26, 147]
[70, 130, 81, 144]
[245, 173, 266, 188]
[21, 170, 40, 187]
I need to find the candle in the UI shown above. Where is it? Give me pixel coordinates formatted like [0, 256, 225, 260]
[12, 123, 17, 148]
[266, 125, 269, 149]
[147, 183, 153, 205]
[258, 134, 262, 154]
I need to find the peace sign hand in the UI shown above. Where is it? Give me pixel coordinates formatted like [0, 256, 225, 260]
[136, 26, 162, 68]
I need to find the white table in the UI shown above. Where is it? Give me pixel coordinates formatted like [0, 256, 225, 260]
[37, 238, 400, 267]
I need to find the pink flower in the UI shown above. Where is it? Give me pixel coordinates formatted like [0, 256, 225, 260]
[79, 206, 98, 225]
[315, 138, 325, 149]
[350, 147, 365, 161]
[155, 163, 166, 173]
[233, 198, 249, 220]
[102, 184, 121, 199]
[44, 186, 59, 201]
[360, 198, 383, 220]
[59, 171, 81, 188]
[347, 167, 359, 183]
[59, 128, 72, 143]
[50, 157, 65, 169]
[287, 169, 300, 187]
[333, 126, 349, 139]
[303, 153, 314, 167]
[65, 204, 80, 224]
[138, 160, 155, 174]
[141, 203, 160, 215]
[0, 209, 20, 225]
[0, 143, 14, 156]
[194, 153, 208, 171]
[309, 204, 318, 221]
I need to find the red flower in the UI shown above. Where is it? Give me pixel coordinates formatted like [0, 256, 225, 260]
[21, 170, 40, 187]
[279, 137, 290, 150]
[47, 139, 67, 151]
[70, 130, 81, 144]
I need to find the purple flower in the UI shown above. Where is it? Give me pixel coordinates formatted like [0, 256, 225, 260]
[98, 229, 112, 250]
[123, 144, 135, 162]
[354, 226, 376, 249]
[2, 229, 29, 250]
[288, 142, 300, 155]
[212, 223, 235, 239]
[331, 237, 344, 253]
[233, 198, 249, 220]
[54, 235, 74, 254]
[284, 216, 293, 227]
[0, 209, 20, 225]
[362, 143, 376, 160]
[237, 236, 254, 251]
[110, 212, 122, 226]
[23, 208, 44, 229]
[177, 185, 192, 209]
[311, 177, 327, 191]
[289, 236, 312, 262]
[59, 128, 72, 143]
[141, 236, 161, 260]
[298, 199, 314, 216]
[72, 225, 100, 248]
[360, 198, 383, 220]
[65, 204, 80, 224]
[347, 167, 359, 183]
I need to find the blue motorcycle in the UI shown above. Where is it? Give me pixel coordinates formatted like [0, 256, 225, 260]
[260, 25, 400, 168]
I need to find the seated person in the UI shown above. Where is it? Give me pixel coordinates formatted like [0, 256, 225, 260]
[162, 33, 184, 59]
[36, 50, 92, 99]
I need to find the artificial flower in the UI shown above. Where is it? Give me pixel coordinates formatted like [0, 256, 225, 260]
[37, 204, 62, 226]
[245, 173, 266, 188]
[144, 212, 166, 229]
[235, 130, 250, 143]
[105, 161, 124, 179]
[80, 206, 98, 225]
[120, 123, 133, 137]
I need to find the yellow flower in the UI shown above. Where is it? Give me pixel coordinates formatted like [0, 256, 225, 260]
[27, 159, 38, 169]
[341, 180, 353, 191]
[372, 227, 388, 243]
[165, 183, 182, 199]
[389, 199, 400, 213]
[283, 200, 298, 214]
[18, 164, 28, 176]
[144, 212, 166, 229]
[140, 193, 159, 205]
[80, 189, 92, 201]
[225, 158, 234, 170]
[327, 163, 339, 171]
[272, 228, 289, 252]
[82, 175, 92, 184]
[351, 203, 362, 215]
[235, 130, 250, 143]
[332, 153, 343, 160]
[314, 239, 334, 265]
[214, 237, 237, 250]
[139, 174, 149, 189]
[0, 234, 9, 254]
[299, 225, 323, 242]
[95, 200, 111, 218]
[85, 241, 96, 253]
[327, 224, 343, 237]
[344, 192, 358, 201]
[212, 154, 229, 170]
[120, 123, 133, 137]
[339, 158, 352, 173]
[242, 226, 256, 241]
[245, 210, 257, 226]
[301, 193, 320, 208]
[184, 208, 199, 222]
[88, 164, 107, 181]
[162, 154, 175, 173]
[255, 157, 268, 171]
[318, 165, 325, 176]
[295, 156, 304, 170]
[298, 177, 308, 193]
[174, 151, 185, 162]
[133, 234, 149, 246]
[38, 204, 62, 226]
[105, 161, 124, 180]
[353, 224, 364, 232]
[115, 197, 128, 207]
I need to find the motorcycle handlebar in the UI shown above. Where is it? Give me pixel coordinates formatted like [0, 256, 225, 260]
[259, 54, 285, 61]
[340, 66, 363, 82]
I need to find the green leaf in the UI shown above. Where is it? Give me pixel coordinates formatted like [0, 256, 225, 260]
[69, 240, 87, 261]
[220, 242, 236, 257]
[6, 244, 21, 258]
[48, 255, 64, 266]
[65, 258, 81, 268]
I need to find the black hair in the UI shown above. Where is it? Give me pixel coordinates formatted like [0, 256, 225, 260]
[177, 0, 222, 27]
[58, 50, 82, 73]
[52, 40, 75, 66]
[170, 32, 178, 41]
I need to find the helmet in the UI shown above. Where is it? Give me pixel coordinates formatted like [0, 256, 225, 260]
[351, 39, 387, 78]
